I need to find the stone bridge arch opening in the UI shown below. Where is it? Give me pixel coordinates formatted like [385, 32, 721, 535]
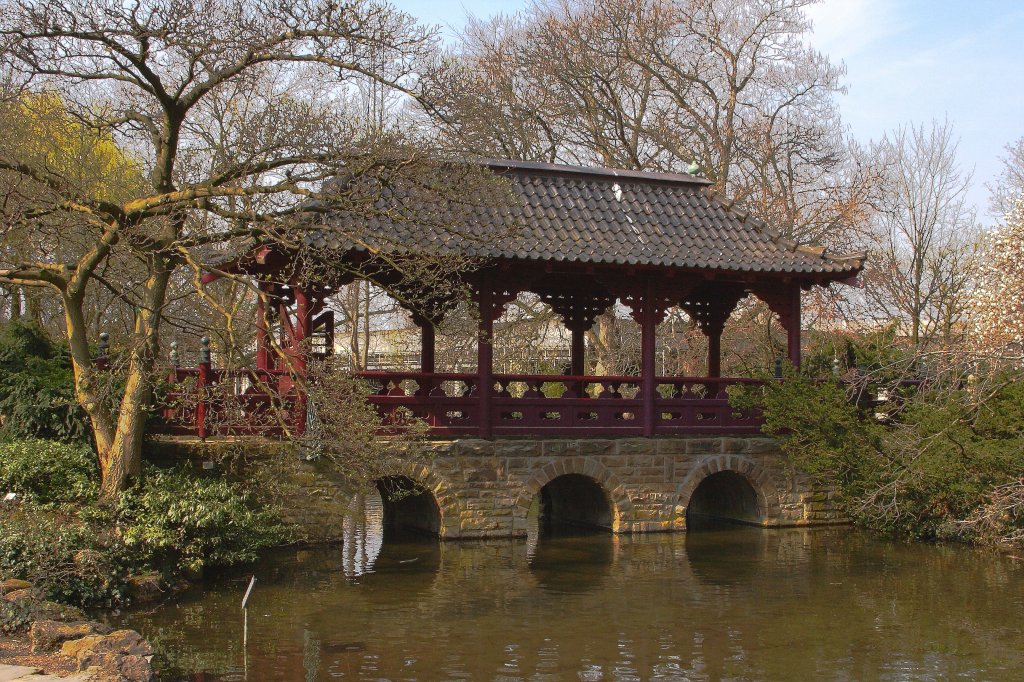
[686, 471, 763, 528]
[376, 475, 442, 539]
[538, 473, 615, 535]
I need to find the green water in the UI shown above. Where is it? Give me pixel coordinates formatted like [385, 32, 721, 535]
[117, 522, 1024, 681]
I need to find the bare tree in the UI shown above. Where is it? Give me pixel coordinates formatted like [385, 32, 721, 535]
[858, 120, 978, 346]
[988, 137, 1024, 219]
[0, 0, 498, 497]
[423, 0, 869, 245]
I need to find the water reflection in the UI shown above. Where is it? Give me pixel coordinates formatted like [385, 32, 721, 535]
[340, 493, 383, 578]
[528, 531, 616, 594]
[684, 518, 767, 586]
[119, 515, 1024, 682]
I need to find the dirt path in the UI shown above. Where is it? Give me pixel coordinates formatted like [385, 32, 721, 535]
[0, 634, 79, 677]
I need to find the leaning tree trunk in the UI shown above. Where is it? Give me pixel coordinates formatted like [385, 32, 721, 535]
[97, 260, 172, 499]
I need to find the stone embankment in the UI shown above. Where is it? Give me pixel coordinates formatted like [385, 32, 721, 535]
[1, 579, 155, 682]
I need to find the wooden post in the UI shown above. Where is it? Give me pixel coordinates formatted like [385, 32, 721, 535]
[641, 279, 659, 437]
[420, 320, 436, 374]
[707, 327, 722, 378]
[197, 336, 210, 440]
[787, 285, 801, 369]
[292, 286, 312, 436]
[255, 282, 270, 371]
[570, 324, 586, 376]
[477, 278, 495, 439]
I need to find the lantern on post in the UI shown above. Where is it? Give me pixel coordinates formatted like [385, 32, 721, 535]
[197, 336, 211, 440]
[95, 332, 110, 370]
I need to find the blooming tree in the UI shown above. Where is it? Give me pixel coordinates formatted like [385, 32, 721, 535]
[971, 200, 1024, 359]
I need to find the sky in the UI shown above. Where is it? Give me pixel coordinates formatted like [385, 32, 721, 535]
[393, 0, 1024, 225]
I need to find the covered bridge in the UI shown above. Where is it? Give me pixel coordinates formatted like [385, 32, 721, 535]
[170, 158, 863, 440]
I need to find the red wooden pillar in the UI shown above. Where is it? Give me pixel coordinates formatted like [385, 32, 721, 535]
[255, 282, 270, 371]
[707, 327, 722, 378]
[640, 279, 659, 437]
[787, 285, 802, 369]
[420, 320, 436, 374]
[569, 323, 586, 376]
[292, 285, 313, 436]
[477, 277, 494, 439]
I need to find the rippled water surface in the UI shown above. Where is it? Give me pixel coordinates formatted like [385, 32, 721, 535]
[117, 506, 1024, 681]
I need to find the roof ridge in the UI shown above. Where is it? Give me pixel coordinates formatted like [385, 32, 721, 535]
[478, 157, 714, 187]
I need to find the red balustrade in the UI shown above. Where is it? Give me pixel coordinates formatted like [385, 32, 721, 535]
[353, 371, 764, 437]
[160, 366, 294, 437]
[157, 368, 764, 438]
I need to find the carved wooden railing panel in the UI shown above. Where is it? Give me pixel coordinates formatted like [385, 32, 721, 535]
[156, 367, 765, 438]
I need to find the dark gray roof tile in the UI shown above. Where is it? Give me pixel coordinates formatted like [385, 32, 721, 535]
[312, 159, 864, 278]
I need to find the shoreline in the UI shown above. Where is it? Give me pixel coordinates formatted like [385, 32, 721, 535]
[0, 632, 80, 677]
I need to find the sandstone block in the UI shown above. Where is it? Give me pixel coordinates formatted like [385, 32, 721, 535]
[720, 438, 751, 453]
[3, 587, 36, 604]
[0, 578, 32, 592]
[577, 440, 615, 456]
[686, 439, 721, 454]
[621, 439, 656, 456]
[466, 467, 498, 483]
[493, 440, 540, 456]
[31, 620, 111, 653]
[542, 440, 579, 457]
[746, 438, 778, 454]
[656, 439, 688, 456]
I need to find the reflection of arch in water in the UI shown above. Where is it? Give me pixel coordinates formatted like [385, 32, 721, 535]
[341, 491, 385, 577]
[516, 458, 634, 533]
[679, 455, 780, 527]
[684, 523, 768, 586]
[528, 532, 617, 594]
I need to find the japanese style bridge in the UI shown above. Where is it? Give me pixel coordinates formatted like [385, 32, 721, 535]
[157, 159, 863, 539]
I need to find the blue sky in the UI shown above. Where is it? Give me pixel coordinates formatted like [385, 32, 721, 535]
[393, 0, 1024, 224]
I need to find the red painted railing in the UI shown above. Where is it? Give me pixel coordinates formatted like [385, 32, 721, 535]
[353, 371, 763, 436]
[155, 368, 764, 438]
[159, 366, 295, 438]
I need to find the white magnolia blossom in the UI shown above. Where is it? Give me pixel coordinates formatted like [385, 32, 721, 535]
[970, 199, 1024, 356]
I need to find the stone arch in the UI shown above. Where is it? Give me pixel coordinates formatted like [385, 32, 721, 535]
[383, 460, 462, 539]
[516, 457, 634, 533]
[677, 455, 781, 525]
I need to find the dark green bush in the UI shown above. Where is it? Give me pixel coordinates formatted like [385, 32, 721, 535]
[0, 321, 90, 442]
[0, 504, 124, 608]
[0, 438, 98, 505]
[112, 465, 289, 578]
[1, 442, 290, 607]
[732, 369, 1024, 545]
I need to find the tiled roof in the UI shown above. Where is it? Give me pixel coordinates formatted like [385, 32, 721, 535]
[307, 159, 864, 278]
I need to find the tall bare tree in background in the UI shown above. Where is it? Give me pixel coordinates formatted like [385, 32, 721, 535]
[856, 120, 978, 346]
[420, 0, 876, 369]
[423, 0, 874, 245]
[988, 137, 1024, 219]
[0, 0, 495, 497]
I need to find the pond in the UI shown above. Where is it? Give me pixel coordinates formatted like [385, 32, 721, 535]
[116, 496, 1024, 681]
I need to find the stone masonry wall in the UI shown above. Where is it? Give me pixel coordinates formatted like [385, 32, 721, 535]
[411, 436, 846, 539]
[147, 435, 846, 542]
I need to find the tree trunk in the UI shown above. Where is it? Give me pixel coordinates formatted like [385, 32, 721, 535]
[590, 312, 617, 376]
[97, 259, 173, 499]
[63, 291, 116, 463]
